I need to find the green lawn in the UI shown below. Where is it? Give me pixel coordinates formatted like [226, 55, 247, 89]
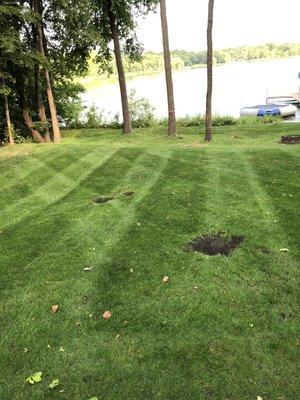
[0, 123, 299, 400]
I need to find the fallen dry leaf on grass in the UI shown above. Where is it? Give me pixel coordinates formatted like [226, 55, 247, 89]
[49, 379, 60, 389]
[102, 311, 112, 320]
[26, 372, 42, 384]
[51, 304, 59, 314]
[162, 276, 170, 283]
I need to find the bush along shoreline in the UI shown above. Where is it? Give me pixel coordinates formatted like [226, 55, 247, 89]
[63, 90, 282, 130]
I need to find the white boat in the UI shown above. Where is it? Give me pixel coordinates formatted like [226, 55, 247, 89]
[240, 104, 297, 118]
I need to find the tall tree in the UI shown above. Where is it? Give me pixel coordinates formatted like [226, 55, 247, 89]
[160, 0, 176, 137]
[0, 77, 14, 145]
[0, 0, 45, 143]
[205, 0, 215, 142]
[94, 0, 158, 135]
[34, 63, 51, 142]
[106, 0, 132, 134]
[33, 0, 61, 143]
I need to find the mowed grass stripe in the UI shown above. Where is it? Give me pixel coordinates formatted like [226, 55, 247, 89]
[0, 125, 299, 400]
[0, 145, 122, 228]
[0, 148, 144, 292]
[248, 148, 299, 255]
[0, 149, 171, 399]
[53, 147, 298, 400]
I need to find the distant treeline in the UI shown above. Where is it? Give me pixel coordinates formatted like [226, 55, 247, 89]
[172, 42, 300, 67]
[84, 43, 300, 83]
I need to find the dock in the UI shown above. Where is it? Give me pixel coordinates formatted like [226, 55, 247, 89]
[266, 92, 300, 107]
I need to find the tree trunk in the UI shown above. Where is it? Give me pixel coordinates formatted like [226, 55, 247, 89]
[160, 0, 176, 137]
[205, 0, 215, 142]
[22, 105, 45, 143]
[107, 2, 132, 135]
[3, 91, 14, 145]
[15, 70, 45, 143]
[35, 64, 51, 142]
[33, 0, 61, 143]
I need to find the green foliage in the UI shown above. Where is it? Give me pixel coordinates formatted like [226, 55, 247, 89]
[162, 114, 238, 127]
[4, 124, 26, 144]
[55, 82, 86, 128]
[94, 0, 159, 73]
[212, 115, 238, 126]
[238, 115, 281, 125]
[172, 43, 300, 67]
[85, 105, 105, 129]
[82, 43, 300, 85]
[128, 89, 156, 127]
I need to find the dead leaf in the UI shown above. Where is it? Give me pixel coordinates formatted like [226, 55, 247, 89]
[102, 311, 112, 320]
[162, 276, 170, 283]
[51, 304, 59, 314]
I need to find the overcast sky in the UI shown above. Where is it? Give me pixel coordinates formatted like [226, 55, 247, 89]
[137, 0, 300, 51]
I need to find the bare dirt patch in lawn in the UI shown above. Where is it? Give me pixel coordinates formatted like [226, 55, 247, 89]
[92, 196, 114, 204]
[187, 233, 245, 256]
[123, 191, 134, 197]
[281, 135, 300, 144]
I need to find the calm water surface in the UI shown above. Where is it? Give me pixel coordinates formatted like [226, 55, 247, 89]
[83, 57, 300, 121]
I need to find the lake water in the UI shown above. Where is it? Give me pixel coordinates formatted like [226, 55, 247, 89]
[82, 57, 300, 121]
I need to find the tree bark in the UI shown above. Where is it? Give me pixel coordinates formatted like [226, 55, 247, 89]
[33, 0, 61, 143]
[3, 89, 14, 145]
[35, 64, 51, 142]
[15, 70, 45, 143]
[205, 0, 215, 142]
[107, 2, 132, 135]
[160, 0, 176, 137]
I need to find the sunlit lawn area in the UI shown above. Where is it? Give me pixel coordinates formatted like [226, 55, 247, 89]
[0, 123, 299, 399]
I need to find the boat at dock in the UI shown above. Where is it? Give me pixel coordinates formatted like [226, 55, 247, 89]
[240, 103, 297, 118]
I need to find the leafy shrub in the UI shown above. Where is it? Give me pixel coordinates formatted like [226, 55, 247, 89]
[85, 105, 105, 129]
[212, 115, 238, 126]
[4, 125, 26, 144]
[238, 115, 281, 125]
[128, 89, 156, 128]
[176, 115, 205, 127]
[169, 114, 237, 127]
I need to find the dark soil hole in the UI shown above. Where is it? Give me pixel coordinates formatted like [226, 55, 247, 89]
[281, 135, 300, 144]
[123, 191, 134, 197]
[93, 196, 114, 204]
[187, 233, 245, 256]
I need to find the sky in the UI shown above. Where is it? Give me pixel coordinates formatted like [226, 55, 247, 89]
[137, 0, 300, 52]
